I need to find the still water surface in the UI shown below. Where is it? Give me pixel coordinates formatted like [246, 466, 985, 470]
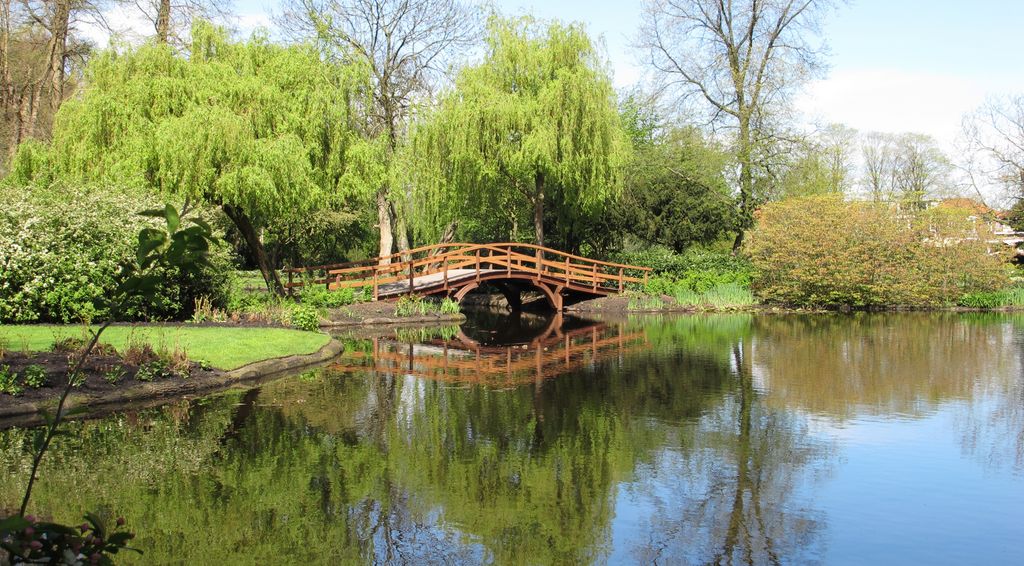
[2, 312, 1022, 564]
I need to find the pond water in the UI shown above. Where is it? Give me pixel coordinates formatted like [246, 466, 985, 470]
[2, 312, 1023, 564]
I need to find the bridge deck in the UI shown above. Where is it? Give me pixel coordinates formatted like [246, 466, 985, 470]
[285, 242, 652, 310]
[376, 269, 501, 297]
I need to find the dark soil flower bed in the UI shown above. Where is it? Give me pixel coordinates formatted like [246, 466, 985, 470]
[0, 350, 218, 410]
[0, 337, 344, 428]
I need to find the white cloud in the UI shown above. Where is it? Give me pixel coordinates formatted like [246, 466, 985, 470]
[236, 12, 273, 35]
[611, 62, 640, 90]
[797, 68, 1023, 151]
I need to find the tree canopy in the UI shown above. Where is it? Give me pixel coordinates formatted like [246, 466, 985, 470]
[281, 0, 479, 262]
[617, 125, 737, 251]
[8, 22, 374, 293]
[639, 0, 836, 249]
[407, 15, 629, 248]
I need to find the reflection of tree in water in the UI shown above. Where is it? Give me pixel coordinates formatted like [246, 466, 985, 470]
[954, 313, 1024, 473]
[287, 316, 760, 562]
[750, 313, 1022, 419]
[749, 313, 1024, 473]
[626, 335, 832, 565]
[2, 313, 943, 563]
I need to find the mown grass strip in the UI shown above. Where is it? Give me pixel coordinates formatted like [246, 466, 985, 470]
[0, 325, 330, 370]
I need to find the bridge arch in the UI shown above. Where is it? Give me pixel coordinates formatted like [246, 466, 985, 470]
[451, 275, 563, 311]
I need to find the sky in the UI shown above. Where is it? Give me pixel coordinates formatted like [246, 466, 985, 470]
[485, 0, 1024, 154]
[83, 0, 1024, 192]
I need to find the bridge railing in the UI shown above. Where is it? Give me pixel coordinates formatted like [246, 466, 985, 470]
[284, 242, 652, 299]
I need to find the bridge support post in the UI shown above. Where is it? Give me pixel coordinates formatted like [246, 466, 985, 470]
[407, 259, 414, 296]
[492, 282, 522, 312]
[552, 285, 563, 311]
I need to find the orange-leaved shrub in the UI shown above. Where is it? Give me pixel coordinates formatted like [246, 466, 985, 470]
[745, 196, 1009, 306]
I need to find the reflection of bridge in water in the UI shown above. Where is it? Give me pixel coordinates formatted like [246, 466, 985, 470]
[333, 317, 647, 387]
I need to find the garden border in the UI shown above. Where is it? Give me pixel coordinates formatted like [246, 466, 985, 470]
[0, 338, 344, 427]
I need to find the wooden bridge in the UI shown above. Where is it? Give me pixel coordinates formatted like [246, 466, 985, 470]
[285, 243, 652, 311]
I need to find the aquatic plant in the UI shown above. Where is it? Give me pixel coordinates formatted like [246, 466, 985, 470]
[289, 305, 323, 332]
[440, 298, 461, 314]
[395, 296, 431, 317]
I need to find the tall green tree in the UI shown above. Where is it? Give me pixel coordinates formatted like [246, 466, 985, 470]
[639, 0, 836, 250]
[617, 125, 737, 251]
[7, 22, 372, 294]
[281, 0, 478, 263]
[408, 16, 628, 248]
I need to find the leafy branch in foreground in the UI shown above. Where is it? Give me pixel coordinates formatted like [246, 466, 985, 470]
[0, 512, 137, 565]
[1, 203, 215, 564]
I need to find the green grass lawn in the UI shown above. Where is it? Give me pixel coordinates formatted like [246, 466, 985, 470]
[234, 269, 269, 292]
[0, 325, 331, 370]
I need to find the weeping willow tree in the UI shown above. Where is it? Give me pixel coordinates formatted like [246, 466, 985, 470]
[406, 16, 628, 248]
[6, 22, 377, 294]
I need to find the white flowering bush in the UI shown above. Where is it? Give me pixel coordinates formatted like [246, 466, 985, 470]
[0, 184, 233, 322]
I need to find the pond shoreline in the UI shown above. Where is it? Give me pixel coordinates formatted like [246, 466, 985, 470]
[3, 302, 1019, 426]
[319, 301, 467, 327]
[0, 338, 344, 428]
[566, 295, 1024, 314]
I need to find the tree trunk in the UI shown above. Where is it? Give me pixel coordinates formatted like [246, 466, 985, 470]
[223, 203, 285, 296]
[394, 202, 411, 263]
[426, 221, 457, 270]
[155, 0, 171, 44]
[24, 81, 42, 140]
[0, 0, 13, 162]
[733, 116, 753, 254]
[47, 0, 70, 115]
[437, 220, 457, 246]
[376, 188, 394, 265]
[1, 0, 11, 107]
[6, 92, 23, 159]
[533, 171, 545, 248]
[731, 230, 745, 252]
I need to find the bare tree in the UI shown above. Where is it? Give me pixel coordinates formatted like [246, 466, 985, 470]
[820, 123, 856, 193]
[776, 123, 856, 199]
[962, 95, 1024, 203]
[2, 0, 105, 164]
[128, 0, 233, 45]
[861, 131, 897, 201]
[637, 0, 835, 249]
[892, 133, 951, 208]
[280, 0, 478, 264]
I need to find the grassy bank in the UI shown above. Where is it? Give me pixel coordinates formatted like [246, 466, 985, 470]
[0, 325, 331, 370]
[957, 286, 1024, 309]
